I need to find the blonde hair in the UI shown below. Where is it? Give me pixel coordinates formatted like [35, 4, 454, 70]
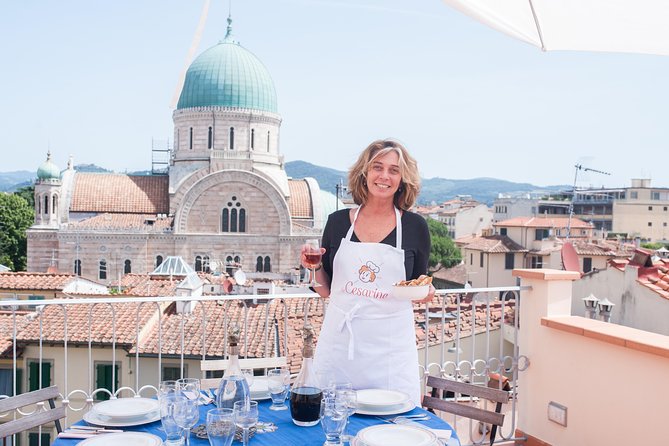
[348, 139, 420, 210]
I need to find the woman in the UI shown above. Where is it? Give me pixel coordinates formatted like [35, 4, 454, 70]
[301, 139, 434, 405]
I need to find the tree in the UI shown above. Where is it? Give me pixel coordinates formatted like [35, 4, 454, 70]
[0, 193, 34, 271]
[427, 217, 462, 269]
[14, 185, 35, 208]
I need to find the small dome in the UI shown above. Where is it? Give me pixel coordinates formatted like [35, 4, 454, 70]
[176, 18, 277, 113]
[37, 152, 61, 181]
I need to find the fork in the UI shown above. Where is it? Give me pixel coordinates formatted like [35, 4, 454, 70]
[375, 414, 430, 423]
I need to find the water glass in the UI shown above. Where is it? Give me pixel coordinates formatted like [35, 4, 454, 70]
[267, 368, 290, 411]
[233, 400, 258, 446]
[338, 389, 357, 442]
[206, 408, 236, 446]
[173, 398, 200, 446]
[176, 377, 201, 401]
[160, 393, 186, 446]
[320, 397, 347, 446]
[160, 380, 178, 397]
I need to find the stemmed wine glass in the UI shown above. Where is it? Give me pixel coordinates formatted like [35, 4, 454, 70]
[176, 377, 201, 402]
[233, 400, 258, 446]
[303, 238, 322, 287]
[206, 408, 236, 446]
[172, 397, 200, 446]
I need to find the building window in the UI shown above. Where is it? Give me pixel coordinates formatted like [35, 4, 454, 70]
[231, 208, 238, 232]
[222, 196, 246, 233]
[470, 253, 473, 265]
[505, 253, 515, 270]
[535, 229, 549, 240]
[652, 192, 660, 200]
[664, 222, 667, 227]
[74, 259, 81, 276]
[649, 206, 653, 211]
[162, 365, 185, 381]
[124, 259, 131, 274]
[52, 195, 57, 213]
[28, 361, 52, 392]
[256, 256, 263, 272]
[267, 131, 270, 151]
[203, 256, 210, 273]
[648, 222, 652, 227]
[29, 432, 51, 446]
[664, 207, 668, 211]
[156, 255, 163, 268]
[583, 257, 593, 273]
[221, 208, 229, 232]
[95, 363, 119, 401]
[500, 228, 507, 236]
[530, 255, 543, 269]
[226, 256, 234, 275]
[99, 259, 107, 280]
[251, 129, 255, 150]
[263, 256, 271, 272]
[44, 195, 49, 214]
[208, 126, 213, 149]
[0, 368, 22, 396]
[195, 256, 202, 272]
[239, 209, 246, 232]
[189, 127, 193, 150]
[229, 127, 235, 150]
[37, 196, 41, 214]
[479, 252, 484, 268]
[631, 191, 638, 199]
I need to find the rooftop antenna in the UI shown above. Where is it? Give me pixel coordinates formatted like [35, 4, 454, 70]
[566, 163, 611, 239]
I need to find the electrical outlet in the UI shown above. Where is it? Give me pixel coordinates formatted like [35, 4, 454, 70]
[548, 401, 567, 426]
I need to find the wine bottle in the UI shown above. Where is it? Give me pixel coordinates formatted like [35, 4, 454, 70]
[216, 326, 250, 409]
[290, 324, 323, 426]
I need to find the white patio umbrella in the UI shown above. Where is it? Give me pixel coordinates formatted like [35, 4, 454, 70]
[442, 0, 669, 56]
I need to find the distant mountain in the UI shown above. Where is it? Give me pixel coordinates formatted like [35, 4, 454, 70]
[0, 162, 566, 204]
[285, 161, 566, 205]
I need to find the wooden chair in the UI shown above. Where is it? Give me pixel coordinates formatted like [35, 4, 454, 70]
[0, 386, 65, 439]
[422, 375, 510, 446]
[200, 357, 287, 389]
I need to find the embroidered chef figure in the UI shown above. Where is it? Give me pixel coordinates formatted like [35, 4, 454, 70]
[358, 261, 380, 283]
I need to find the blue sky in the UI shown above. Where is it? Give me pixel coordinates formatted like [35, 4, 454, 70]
[2, 0, 668, 188]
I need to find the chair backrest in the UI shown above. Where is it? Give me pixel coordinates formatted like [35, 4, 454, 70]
[0, 386, 65, 439]
[200, 357, 287, 390]
[422, 376, 510, 446]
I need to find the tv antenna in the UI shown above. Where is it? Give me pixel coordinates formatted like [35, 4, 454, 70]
[566, 163, 611, 239]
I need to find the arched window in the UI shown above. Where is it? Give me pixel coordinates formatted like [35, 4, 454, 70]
[234, 255, 241, 264]
[263, 256, 271, 272]
[230, 209, 238, 232]
[267, 131, 270, 152]
[155, 255, 163, 268]
[195, 256, 202, 272]
[208, 126, 213, 149]
[239, 209, 246, 232]
[203, 256, 210, 273]
[52, 195, 57, 213]
[124, 259, 132, 274]
[221, 209, 229, 232]
[189, 127, 193, 150]
[256, 256, 263, 272]
[226, 256, 234, 275]
[44, 196, 49, 215]
[99, 259, 107, 280]
[250, 129, 255, 150]
[74, 259, 81, 276]
[229, 127, 235, 150]
[37, 197, 41, 215]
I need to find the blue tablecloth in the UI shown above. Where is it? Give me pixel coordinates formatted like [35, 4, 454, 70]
[54, 399, 460, 446]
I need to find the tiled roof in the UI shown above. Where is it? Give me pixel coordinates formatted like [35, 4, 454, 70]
[431, 264, 467, 286]
[0, 272, 77, 291]
[67, 213, 173, 232]
[463, 235, 528, 253]
[71, 173, 169, 214]
[287, 179, 313, 219]
[570, 240, 620, 257]
[0, 312, 29, 357]
[494, 216, 592, 229]
[609, 257, 669, 300]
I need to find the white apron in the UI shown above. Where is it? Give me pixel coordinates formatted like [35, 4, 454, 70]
[314, 206, 421, 405]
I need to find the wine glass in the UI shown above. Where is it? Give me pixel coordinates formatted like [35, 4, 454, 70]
[233, 400, 258, 446]
[303, 238, 322, 287]
[172, 398, 200, 446]
[159, 380, 178, 397]
[320, 396, 347, 446]
[176, 378, 201, 402]
[160, 393, 186, 446]
[338, 389, 357, 443]
[267, 368, 290, 411]
[206, 408, 236, 446]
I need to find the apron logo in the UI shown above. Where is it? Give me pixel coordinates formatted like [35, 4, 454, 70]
[358, 261, 380, 283]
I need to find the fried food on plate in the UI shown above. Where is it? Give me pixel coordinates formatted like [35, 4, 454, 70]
[395, 275, 432, 287]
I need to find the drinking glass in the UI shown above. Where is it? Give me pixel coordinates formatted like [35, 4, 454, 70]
[267, 368, 290, 411]
[160, 393, 186, 446]
[176, 378, 201, 402]
[320, 397, 347, 446]
[173, 398, 200, 446]
[233, 400, 258, 446]
[303, 238, 322, 287]
[160, 380, 178, 397]
[241, 369, 255, 389]
[206, 408, 236, 446]
[338, 389, 357, 443]
[316, 370, 335, 398]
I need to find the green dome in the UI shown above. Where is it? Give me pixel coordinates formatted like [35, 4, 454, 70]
[37, 152, 61, 181]
[177, 20, 277, 113]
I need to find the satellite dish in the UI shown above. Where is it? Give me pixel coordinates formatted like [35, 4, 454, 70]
[209, 261, 218, 272]
[561, 242, 582, 275]
[234, 269, 247, 285]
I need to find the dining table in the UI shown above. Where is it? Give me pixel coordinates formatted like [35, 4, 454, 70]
[53, 398, 461, 446]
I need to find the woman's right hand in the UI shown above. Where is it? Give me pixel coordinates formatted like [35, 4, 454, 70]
[300, 245, 326, 270]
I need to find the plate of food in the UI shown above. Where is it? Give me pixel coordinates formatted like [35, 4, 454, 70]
[392, 275, 432, 300]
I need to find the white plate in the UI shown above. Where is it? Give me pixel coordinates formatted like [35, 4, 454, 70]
[354, 400, 415, 416]
[392, 284, 429, 300]
[358, 424, 437, 446]
[78, 432, 162, 446]
[93, 398, 159, 421]
[83, 409, 161, 427]
[250, 376, 271, 400]
[356, 389, 409, 409]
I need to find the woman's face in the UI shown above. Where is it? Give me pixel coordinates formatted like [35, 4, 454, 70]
[366, 150, 402, 201]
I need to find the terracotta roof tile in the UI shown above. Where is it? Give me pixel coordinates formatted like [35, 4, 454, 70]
[0, 312, 30, 357]
[288, 179, 313, 219]
[67, 213, 173, 232]
[0, 272, 78, 291]
[71, 173, 169, 214]
[494, 216, 592, 229]
[463, 235, 528, 253]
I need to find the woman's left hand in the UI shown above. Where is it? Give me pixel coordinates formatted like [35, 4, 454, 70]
[414, 283, 435, 304]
